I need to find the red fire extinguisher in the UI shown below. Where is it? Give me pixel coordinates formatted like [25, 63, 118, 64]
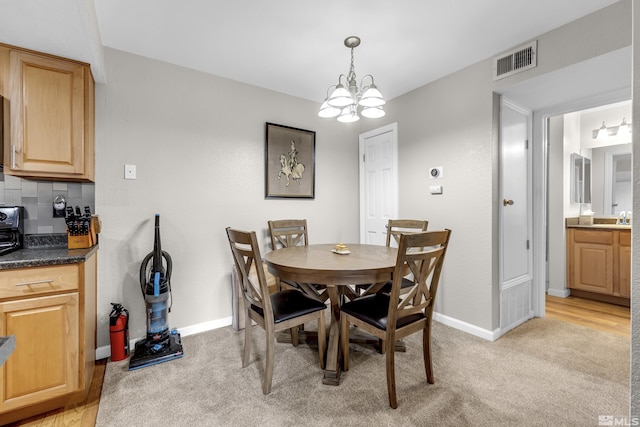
[109, 303, 130, 361]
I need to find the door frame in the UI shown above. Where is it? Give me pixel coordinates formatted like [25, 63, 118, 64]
[359, 123, 399, 243]
[531, 88, 631, 318]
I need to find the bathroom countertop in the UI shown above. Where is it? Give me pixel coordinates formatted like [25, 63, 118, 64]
[565, 217, 631, 230]
[566, 223, 631, 230]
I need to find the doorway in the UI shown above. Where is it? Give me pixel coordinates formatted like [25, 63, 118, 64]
[500, 46, 632, 321]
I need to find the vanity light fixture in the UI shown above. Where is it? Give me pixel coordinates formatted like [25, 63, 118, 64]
[318, 36, 385, 123]
[592, 118, 633, 139]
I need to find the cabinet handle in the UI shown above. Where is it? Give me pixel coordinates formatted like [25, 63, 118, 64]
[15, 279, 54, 287]
[11, 144, 15, 169]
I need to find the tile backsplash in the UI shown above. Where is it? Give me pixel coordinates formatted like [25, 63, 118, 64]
[0, 174, 95, 235]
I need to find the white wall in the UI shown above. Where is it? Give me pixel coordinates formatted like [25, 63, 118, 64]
[548, 115, 567, 297]
[631, 0, 640, 417]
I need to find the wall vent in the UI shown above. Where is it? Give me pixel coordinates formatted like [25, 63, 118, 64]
[493, 41, 537, 81]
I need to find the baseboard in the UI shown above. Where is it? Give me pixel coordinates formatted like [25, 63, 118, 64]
[432, 311, 500, 342]
[96, 316, 233, 360]
[98, 312, 499, 359]
[547, 288, 570, 298]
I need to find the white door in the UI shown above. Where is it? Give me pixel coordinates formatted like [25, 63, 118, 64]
[359, 123, 398, 244]
[500, 99, 533, 333]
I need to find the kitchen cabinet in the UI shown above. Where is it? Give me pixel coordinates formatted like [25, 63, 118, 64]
[566, 225, 630, 305]
[0, 253, 97, 425]
[0, 44, 95, 182]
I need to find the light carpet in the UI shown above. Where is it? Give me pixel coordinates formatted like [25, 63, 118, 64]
[96, 317, 629, 426]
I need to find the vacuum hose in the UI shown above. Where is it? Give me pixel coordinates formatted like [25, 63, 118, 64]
[139, 214, 173, 342]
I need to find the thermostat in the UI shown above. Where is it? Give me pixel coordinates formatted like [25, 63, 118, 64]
[429, 166, 443, 179]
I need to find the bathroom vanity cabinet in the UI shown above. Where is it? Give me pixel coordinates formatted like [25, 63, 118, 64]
[566, 221, 630, 306]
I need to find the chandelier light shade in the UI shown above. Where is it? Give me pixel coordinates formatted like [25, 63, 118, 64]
[318, 36, 385, 122]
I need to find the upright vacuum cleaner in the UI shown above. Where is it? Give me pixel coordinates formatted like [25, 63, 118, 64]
[129, 214, 184, 370]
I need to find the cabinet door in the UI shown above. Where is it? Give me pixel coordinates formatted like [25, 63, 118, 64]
[618, 231, 631, 298]
[8, 50, 91, 179]
[572, 242, 614, 295]
[0, 293, 79, 412]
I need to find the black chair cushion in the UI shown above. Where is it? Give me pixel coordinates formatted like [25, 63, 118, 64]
[251, 289, 326, 324]
[381, 277, 414, 293]
[340, 293, 425, 331]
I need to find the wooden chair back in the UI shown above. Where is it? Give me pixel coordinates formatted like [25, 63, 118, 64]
[388, 229, 450, 330]
[226, 227, 273, 324]
[386, 219, 429, 247]
[268, 219, 309, 250]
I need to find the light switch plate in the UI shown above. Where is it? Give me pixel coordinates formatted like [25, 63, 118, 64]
[429, 185, 443, 194]
[124, 164, 136, 180]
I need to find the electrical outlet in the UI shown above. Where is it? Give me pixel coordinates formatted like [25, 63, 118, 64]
[124, 164, 136, 180]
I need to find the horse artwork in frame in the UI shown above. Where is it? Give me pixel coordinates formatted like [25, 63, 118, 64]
[265, 122, 316, 199]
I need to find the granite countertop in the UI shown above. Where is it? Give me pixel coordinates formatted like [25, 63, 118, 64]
[0, 335, 15, 366]
[0, 234, 98, 270]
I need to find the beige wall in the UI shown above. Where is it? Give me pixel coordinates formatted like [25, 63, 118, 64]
[95, 48, 361, 345]
[95, 1, 634, 348]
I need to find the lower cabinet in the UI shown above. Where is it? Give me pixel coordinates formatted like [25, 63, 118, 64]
[0, 253, 96, 424]
[0, 293, 79, 412]
[566, 227, 630, 302]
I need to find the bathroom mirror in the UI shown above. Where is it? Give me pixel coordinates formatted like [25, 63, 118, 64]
[571, 153, 591, 204]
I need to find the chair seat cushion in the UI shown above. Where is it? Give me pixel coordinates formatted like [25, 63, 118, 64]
[341, 293, 425, 330]
[381, 277, 414, 293]
[251, 289, 326, 323]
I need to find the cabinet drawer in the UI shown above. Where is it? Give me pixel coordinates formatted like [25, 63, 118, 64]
[573, 230, 613, 245]
[0, 264, 79, 299]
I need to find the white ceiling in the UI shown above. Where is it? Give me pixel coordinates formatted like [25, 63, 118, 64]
[0, 0, 621, 103]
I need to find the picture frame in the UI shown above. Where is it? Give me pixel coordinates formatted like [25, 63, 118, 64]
[265, 122, 316, 199]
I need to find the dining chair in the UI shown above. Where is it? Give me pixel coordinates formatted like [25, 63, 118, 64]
[340, 229, 451, 408]
[226, 227, 326, 395]
[357, 219, 429, 296]
[268, 219, 329, 303]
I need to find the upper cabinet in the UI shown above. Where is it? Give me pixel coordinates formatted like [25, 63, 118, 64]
[0, 44, 95, 182]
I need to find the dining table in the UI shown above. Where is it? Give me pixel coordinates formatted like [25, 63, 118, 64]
[263, 243, 399, 385]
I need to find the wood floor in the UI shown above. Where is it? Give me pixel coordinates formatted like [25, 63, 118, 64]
[545, 294, 630, 338]
[5, 295, 630, 426]
[5, 359, 107, 427]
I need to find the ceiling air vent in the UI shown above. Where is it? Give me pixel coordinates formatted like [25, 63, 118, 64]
[493, 41, 537, 81]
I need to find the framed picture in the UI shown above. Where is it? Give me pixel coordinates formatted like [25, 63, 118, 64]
[265, 122, 316, 199]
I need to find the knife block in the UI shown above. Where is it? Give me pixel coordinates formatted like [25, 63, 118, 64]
[67, 215, 100, 249]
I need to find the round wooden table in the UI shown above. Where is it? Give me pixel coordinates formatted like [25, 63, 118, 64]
[264, 243, 398, 385]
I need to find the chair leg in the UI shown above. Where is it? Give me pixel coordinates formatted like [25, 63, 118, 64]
[423, 323, 434, 384]
[317, 311, 326, 369]
[242, 310, 252, 368]
[291, 326, 299, 346]
[340, 315, 350, 371]
[263, 330, 276, 395]
[385, 337, 398, 409]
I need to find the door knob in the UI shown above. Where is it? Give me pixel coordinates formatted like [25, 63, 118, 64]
[503, 199, 514, 206]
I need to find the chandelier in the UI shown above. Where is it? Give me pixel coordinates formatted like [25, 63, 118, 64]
[318, 36, 385, 123]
